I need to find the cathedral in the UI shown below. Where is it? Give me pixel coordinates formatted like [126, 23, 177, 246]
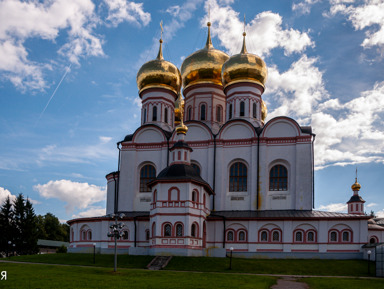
[68, 22, 383, 259]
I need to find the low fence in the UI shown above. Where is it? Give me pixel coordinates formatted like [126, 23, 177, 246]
[377, 244, 384, 277]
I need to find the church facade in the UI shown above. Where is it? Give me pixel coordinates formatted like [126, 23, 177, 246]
[68, 23, 383, 259]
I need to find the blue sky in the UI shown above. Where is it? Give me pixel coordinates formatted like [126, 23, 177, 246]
[0, 0, 383, 222]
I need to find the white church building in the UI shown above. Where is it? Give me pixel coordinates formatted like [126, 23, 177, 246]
[68, 22, 384, 259]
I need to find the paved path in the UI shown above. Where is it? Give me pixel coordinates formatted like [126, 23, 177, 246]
[270, 277, 309, 289]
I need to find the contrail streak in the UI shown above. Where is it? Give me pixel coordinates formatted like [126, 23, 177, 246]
[35, 64, 72, 127]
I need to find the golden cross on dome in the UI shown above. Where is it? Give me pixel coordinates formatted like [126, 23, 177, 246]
[355, 167, 358, 182]
[160, 20, 163, 40]
[208, 5, 211, 23]
[243, 14, 246, 34]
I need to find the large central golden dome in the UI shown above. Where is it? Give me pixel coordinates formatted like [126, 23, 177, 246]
[222, 32, 267, 89]
[137, 39, 181, 95]
[181, 23, 229, 89]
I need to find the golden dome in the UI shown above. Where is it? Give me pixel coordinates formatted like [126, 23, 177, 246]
[181, 22, 229, 89]
[351, 178, 361, 191]
[176, 123, 188, 135]
[222, 32, 267, 89]
[137, 39, 181, 95]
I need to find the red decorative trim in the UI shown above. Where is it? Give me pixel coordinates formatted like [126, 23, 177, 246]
[257, 249, 283, 252]
[326, 250, 360, 253]
[291, 249, 319, 252]
[140, 87, 177, 99]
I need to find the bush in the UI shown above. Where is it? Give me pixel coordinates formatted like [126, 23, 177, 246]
[56, 245, 67, 253]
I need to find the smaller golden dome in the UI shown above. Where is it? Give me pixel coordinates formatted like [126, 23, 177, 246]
[261, 100, 268, 123]
[222, 32, 267, 89]
[351, 179, 361, 191]
[174, 93, 185, 126]
[137, 39, 181, 95]
[176, 123, 188, 135]
[181, 22, 229, 89]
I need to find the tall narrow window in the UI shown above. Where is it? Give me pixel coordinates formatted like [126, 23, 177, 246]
[164, 108, 168, 123]
[191, 224, 197, 237]
[342, 231, 350, 242]
[330, 231, 337, 242]
[200, 104, 206, 120]
[176, 224, 183, 237]
[253, 103, 257, 118]
[216, 105, 222, 122]
[295, 231, 303, 242]
[143, 108, 147, 123]
[307, 231, 315, 242]
[227, 231, 234, 241]
[272, 231, 280, 242]
[229, 162, 247, 191]
[260, 231, 268, 242]
[152, 106, 157, 121]
[240, 101, 245, 116]
[164, 224, 172, 237]
[239, 231, 246, 241]
[140, 165, 156, 192]
[229, 104, 233, 119]
[269, 165, 288, 191]
[188, 106, 192, 121]
[88, 231, 92, 240]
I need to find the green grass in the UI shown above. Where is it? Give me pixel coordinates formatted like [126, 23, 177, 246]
[1, 263, 276, 289]
[166, 257, 376, 277]
[301, 277, 384, 289]
[8, 253, 152, 269]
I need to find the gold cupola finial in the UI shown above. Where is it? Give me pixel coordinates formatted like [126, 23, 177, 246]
[205, 21, 213, 49]
[241, 14, 247, 54]
[351, 168, 361, 191]
[157, 21, 164, 60]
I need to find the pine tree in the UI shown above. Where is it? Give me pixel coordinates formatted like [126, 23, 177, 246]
[23, 198, 39, 254]
[0, 196, 14, 256]
[13, 194, 26, 254]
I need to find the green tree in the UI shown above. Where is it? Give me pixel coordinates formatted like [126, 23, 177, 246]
[36, 213, 70, 242]
[23, 198, 39, 254]
[0, 196, 15, 256]
[13, 194, 26, 254]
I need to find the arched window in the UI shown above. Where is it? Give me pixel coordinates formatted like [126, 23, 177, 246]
[269, 165, 288, 191]
[176, 224, 183, 237]
[191, 163, 201, 175]
[227, 231, 234, 241]
[143, 108, 147, 123]
[200, 104, 206, 120]
[88, 231, 92, 240]
[146, 230, 150, 240]
[82, 230, 86, 240]
[260, 230, 268, 242]
[203, 193, 206, 207]
[370, 236, 378, 244]
[188, 106, 192, 121]
[272, 230, 280, 242]
[153, 190, 157, 202]
[191, 223, 198, 238]
[152, 106, 157, 121]
[140, 165, 156, 192]
[252, 103, 257, 118]
[229, 104, 233, 119]
[240, 101, 245, 116]
[164, 108, 168, 123]
[216, 105, 222, 122]
[192, 191, 197, 202]
[307, 231, 315, 242]
[295, 231, 303, 242]
[342, 231, 350, 242]
[122, 231, 129, 240]
[164, 224, 172, 237]
[238, 231, 246, 241]
[330, 231, 338, 242]
[229, 162, 247, 192]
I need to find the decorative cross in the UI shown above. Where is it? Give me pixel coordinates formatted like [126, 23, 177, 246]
[160, 20, 163, 40]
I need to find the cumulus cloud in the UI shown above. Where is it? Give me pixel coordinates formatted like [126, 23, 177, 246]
[203, 0, 314, 56]
[34, 179, 106, 213]
[292, 0, 320, 15]
[317, 202, 347, 213]
[327, 0, 384, 53]
[0, 187, 17, 204]
[104, 0, 151, 27]
[0, 0, 151, 91]
[377, 209, 384, 218]
[71, 206, 106, 218]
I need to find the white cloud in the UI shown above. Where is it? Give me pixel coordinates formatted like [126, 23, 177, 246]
[0, 187, 17, 205]
[104, 0, 151, 27]
[292, 0, 320, 15]
[71, 206, 106, 218]
[166, 5, 181, 17]
[317, 202, 347, 213]
[204, 0, 314, 56]
[377, 209, 384, 218]
[34, 179, 106, 213]
[99, 136, 112, 144]
[327, 0, 384, 53]
[367, 202, 378, 208]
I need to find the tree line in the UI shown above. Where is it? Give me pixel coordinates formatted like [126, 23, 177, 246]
[0, 194, 69, 256]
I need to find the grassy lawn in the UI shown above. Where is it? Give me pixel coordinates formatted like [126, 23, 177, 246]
[166, 256, 376, 277]
[7, 254, 377, 277]
[301, 277, 384, 289]
[0, 263, 276, 289]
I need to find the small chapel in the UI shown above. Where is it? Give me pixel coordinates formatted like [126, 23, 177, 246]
[68, 21, 384, 259]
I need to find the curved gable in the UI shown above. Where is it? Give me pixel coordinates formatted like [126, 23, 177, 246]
[262, 117, 302, 138]
[133, 125, 167, 143]
[172, 122, 213, 142]
[219, 120, 256, 140]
